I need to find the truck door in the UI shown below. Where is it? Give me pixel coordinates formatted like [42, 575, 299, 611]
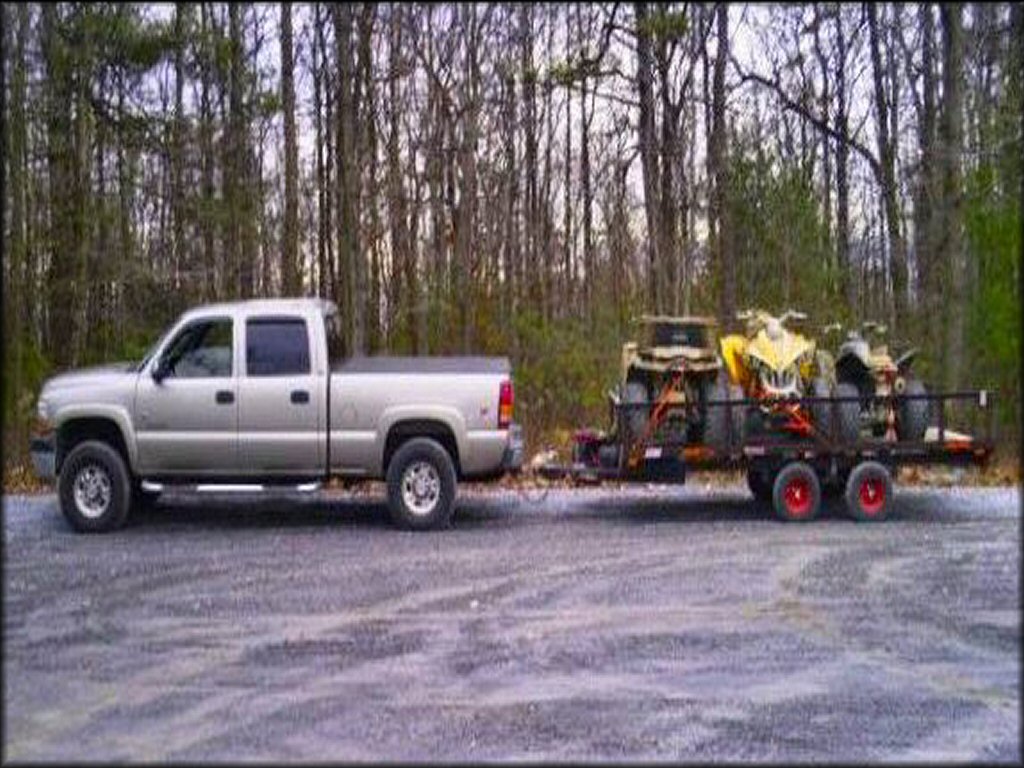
[238, 316, 321, 475]
[135, 316, 238, 475]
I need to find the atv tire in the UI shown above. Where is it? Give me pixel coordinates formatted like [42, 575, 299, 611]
[621, 380, 650, 447]
[810, 379, 860, 446]
[809, 378, 833, 438]
[703, 372, 745, 452]
[897, 378, 929, 442]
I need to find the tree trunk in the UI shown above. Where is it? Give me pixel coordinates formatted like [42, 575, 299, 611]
[312, 2, 327, 298]
[6, 2, 30, 437]
[335, 4, 363, 354]
[281, 2, 300, 295]
[710, 3, 733, 326]
[939, 3, 965, 390]
[655, 6, 679, 315]
[387, 3, 414, 351]
[866, 2, 907, 329]
[835, 9, 853, 313]
[915, 3, 940, 363]
[579, 7, 594, 326]
[635, 2, 660, 312]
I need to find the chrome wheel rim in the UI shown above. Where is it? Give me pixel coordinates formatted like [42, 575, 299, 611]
[73, 464, 112, 519]
[401, 461, 441, 516]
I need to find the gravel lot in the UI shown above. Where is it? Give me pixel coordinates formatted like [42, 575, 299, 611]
[3, 484, 1020, 762]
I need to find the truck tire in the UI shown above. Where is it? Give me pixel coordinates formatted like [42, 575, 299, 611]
[386, 437, 458, 531]
[621, 380, 650, 447]
[844, 461, 892, 521]
[58, 440, 132, 533]
[772, 461, 821, 522]
[703, 372, 745, 452]
[897, 378, 929, 442]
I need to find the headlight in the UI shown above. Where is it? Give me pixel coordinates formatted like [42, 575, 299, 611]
[37, 397, 49, 421]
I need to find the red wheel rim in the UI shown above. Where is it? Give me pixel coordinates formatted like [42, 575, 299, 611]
[859, 476, 886, 515]
[783, 476, 813, 517]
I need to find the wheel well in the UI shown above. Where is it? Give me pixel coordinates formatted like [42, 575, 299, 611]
[56, 418, 130, 475]
[383, 420, 460, 477]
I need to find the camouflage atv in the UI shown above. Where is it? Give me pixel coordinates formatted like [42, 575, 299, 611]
[615, 315, 743, 452]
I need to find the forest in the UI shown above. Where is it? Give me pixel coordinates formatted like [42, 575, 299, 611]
[2, 2, 1020, 469]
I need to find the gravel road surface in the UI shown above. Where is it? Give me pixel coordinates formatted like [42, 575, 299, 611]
[3, 484, 1020, 762]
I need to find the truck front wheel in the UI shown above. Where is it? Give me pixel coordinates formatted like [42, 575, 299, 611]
[58, 440, 132, 533]
[386, 437, 457, 531]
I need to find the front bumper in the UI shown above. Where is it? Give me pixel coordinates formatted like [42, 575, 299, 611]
[502, 423, 525, 472]
[30, 435, 56, 481]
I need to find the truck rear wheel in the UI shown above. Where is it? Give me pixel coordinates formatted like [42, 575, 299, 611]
[844, 461, 892, 521]
[58, 440, 132, 533]
[386, 437, 457, 531]
[772, 461, 821, 522]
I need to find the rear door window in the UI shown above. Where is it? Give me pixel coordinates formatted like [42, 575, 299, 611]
[246, 318, 310, 376]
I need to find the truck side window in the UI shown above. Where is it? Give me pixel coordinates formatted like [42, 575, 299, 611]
[161, 319, 233, 378]
[246, 318, 310, 376]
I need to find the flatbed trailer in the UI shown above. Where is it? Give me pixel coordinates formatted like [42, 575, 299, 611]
[537, 388, 997, 522]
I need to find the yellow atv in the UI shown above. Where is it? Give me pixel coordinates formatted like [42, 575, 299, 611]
[827, 321, 929, 441]
[616, 315, 743, 452]
[719, 309, 860, 444]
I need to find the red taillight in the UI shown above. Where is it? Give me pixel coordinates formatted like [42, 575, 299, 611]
[498, 379, 513, 429]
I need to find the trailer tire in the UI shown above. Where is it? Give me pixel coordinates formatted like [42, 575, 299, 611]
[386, 438, 457, 531]
[897, 378, 929, 442]
[772, 461, 821, 522]
[844, 461, 892, 521]
[703, 372, 745, 452]
[58, 441, 132, 533]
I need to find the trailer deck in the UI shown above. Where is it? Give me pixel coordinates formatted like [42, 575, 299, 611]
[536, 388, 996, 522]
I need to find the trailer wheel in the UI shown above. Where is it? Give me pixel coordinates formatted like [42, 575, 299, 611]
[844, 461, 892, 522]
[772, 462, 821, 522]
[746, 467, 773, 502]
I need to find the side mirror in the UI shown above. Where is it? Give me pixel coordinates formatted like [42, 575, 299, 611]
[152, 357, 170, 383]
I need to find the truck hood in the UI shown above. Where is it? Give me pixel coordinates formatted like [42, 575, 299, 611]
[43, 362, 138, 393]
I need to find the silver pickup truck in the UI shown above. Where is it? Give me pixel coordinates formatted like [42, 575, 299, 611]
[30, 298, 523, 532]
